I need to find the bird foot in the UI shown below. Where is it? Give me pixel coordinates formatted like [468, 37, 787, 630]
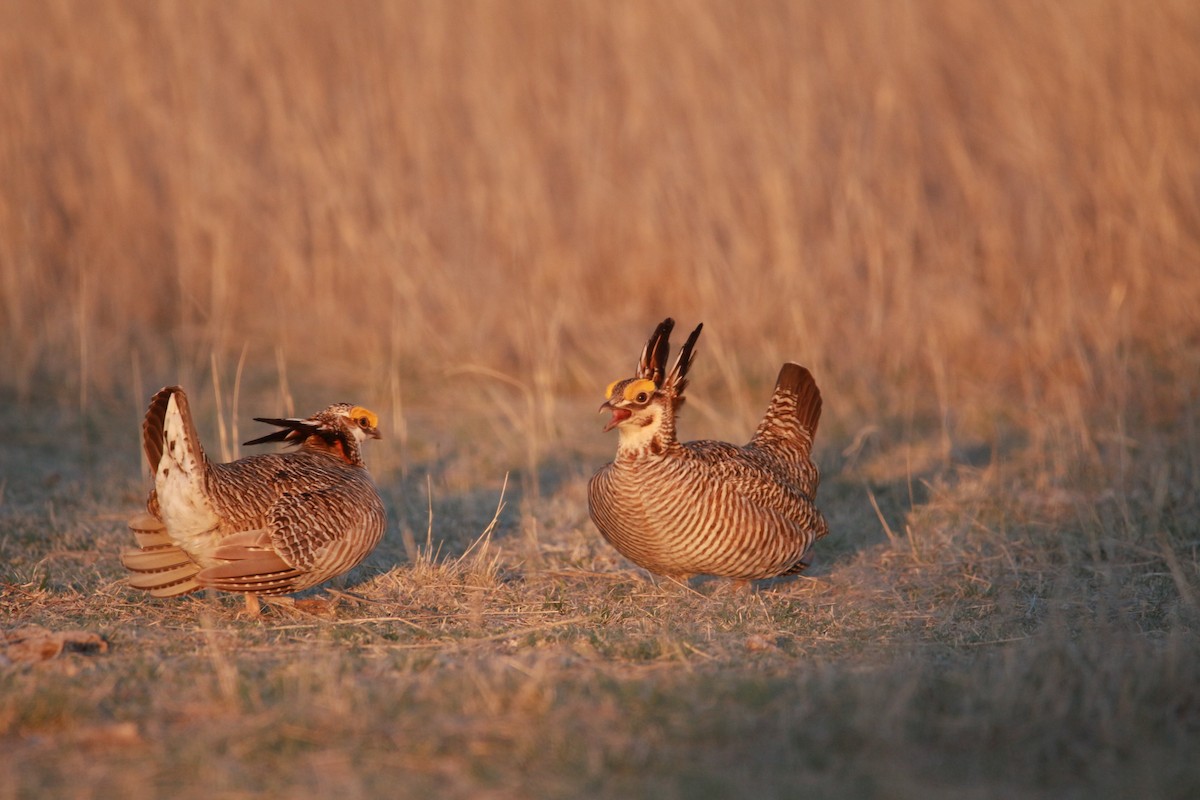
[237, 594, 297, 617]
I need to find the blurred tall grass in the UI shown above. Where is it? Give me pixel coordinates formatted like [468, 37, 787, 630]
[1, 0, 1197, 455]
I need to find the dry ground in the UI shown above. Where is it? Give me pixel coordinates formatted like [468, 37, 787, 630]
[2, 2, 1200, 798]
[3, 389, 1198, 799]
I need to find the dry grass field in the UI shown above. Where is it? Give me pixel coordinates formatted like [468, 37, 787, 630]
[2, 1, 1200, 797]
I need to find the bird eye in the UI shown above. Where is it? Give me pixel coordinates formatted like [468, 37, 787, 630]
[358, 416, 370, 426]
[635, 392, 648, 403]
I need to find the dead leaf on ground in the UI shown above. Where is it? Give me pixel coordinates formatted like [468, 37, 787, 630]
[71, 721, 144, 749]
[2, 626, 108, 665]
[292, 596, 341, 616]
[744, 634, 778, 652]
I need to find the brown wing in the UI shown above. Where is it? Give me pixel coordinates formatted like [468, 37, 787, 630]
[268, 482, 385, 579]
[196, 529, 305, 595]
[197, 477, 385, 594]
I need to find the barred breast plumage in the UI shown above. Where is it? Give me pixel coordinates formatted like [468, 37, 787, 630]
[121, 386, 387, 612]
[588, 318, 829, 581]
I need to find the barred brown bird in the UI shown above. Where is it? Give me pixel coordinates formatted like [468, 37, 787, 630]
[121, 386, 387, 612]
[588, 318, 829, 581]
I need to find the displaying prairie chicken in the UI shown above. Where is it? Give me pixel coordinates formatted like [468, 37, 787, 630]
[588, 318, 829, 581]
[122, 386, 387, 612]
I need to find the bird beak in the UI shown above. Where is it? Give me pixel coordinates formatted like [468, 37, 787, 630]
[600, 400, 632, 433]
[366, 426, 382, 440]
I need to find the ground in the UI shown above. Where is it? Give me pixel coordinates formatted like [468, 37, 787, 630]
[2, 2, 1199, 797]
[2, 391, 1197, 798]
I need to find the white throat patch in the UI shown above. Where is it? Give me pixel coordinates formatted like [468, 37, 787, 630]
[615, 404, 664, 454]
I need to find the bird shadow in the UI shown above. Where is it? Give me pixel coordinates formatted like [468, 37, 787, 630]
[344, 421, 1022, 597]
[793, 426, 1023, 579]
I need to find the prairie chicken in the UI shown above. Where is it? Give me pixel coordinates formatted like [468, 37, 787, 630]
[588, 318, 829, 581]
[122, 386, 387, 612]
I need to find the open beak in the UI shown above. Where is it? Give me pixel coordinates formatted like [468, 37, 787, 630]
[600, 401, 632, 432]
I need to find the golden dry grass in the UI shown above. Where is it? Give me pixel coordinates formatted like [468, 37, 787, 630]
[2, 1, 1199, 798]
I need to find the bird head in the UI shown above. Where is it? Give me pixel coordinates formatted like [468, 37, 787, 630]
[333, 405, 382, 443]
[244, 403, 382, 466]
[599, 318, 703, 451]
[599, 378, 664, 434]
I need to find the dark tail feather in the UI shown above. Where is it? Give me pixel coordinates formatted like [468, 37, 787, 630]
[664, 323, 703, 397]
[752, 363, 823, 454]
[142, 389, 171, 474]
[142, 386, 202, 476]
[776, 363, 822, 437]
[637, 318, 675, 385]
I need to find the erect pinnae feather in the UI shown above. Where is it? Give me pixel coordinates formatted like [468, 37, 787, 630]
[637, 318, 675, 385]
[664, 322, 703, 397]
[243, 417, 314, 447]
